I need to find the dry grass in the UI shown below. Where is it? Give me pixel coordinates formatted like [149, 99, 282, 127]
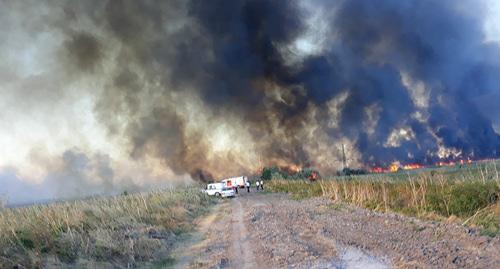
[0, 187, 214, 268]
[268, 161, 500, 236]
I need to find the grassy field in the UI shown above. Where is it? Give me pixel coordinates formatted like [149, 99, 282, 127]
[0, 187, 215, 268]
[2, 162, 498, 267]
[267, 161, 500, 237]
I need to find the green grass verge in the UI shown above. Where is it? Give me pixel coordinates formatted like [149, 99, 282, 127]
[267, 169, 500, 236]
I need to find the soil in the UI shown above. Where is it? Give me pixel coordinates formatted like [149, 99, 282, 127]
[172, 191, 500, 269]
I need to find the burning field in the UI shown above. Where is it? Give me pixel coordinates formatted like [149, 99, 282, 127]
[370, 159, 475, 174]
[1, 1, 500, 267]
[1, 0, 500, 205]
[1, 161, 498, 268]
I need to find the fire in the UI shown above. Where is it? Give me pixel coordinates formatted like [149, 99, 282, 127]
[279, 163, 302, 174]
[389, 163, 399, 172]
[435, 159, 472, 167]
[402, 163, 423, 170]
[288, 164, 302, 173]
[309, 171, 318, 181]
[371, 162, 422, 173]
[371, 167, 384, 173]
[436, 161, 455, 166]
[371, 158, 475, 173]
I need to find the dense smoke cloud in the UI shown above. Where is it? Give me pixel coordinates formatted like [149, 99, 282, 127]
[1, 0, 500, 203]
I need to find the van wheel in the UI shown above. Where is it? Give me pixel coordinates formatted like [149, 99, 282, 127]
[216, 192, 221, 197]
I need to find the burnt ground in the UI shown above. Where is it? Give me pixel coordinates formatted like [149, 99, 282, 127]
[172, 192, 499, 269]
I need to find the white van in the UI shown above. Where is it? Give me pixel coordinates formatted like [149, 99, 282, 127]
[205, 183, 235, 198]
[221, 176, 248, 189]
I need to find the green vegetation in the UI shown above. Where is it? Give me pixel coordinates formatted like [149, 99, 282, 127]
[261, 166, 320, 180]
[0, 187, 215, 268]
[267, 180, 322, 200]
[267, 161, 500, 236]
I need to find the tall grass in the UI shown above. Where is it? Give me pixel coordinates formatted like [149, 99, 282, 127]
[0, 187, 214, 268]
[268, 161, 500, 236]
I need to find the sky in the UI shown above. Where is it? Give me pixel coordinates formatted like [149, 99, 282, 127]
[1, 0, 500, 205]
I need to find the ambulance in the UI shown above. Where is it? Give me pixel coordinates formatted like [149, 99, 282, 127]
[221, 176, 248, 189]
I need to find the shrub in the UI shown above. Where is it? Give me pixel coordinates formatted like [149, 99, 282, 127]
[261, 166, 321, 181]
[427, 181, 499, 217]
[15, 229, 35, 249]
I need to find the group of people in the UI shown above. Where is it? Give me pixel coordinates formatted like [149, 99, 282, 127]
[244, 179, 264, 192]
[231, 179, 264, 194]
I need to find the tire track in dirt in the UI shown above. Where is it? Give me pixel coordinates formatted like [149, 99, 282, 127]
[172, 210, 218, 269]
[172, 192, 499, 268]
[171, 195, 263, 269]
[229, 198, 258, 269]
[171, 201, 232, 269]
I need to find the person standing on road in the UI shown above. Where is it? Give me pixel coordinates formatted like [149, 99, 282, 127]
[234, 186, 238, 194]
[255, 180, 260, 191]
[246, 180, 250, 192]
[260, 180, 264, 190]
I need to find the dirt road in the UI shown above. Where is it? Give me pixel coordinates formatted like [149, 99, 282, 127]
[173, 192, 499, 268]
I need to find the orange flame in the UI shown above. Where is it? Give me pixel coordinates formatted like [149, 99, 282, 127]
[436, 159, 472, 167]
[371, 167, 384, 173]
[436, 161, 455, 166]
[288, 164, 301, 173]
[389, 163, 399, 172]
[371, 158, 475, 174]
[402, 163, 423, 170]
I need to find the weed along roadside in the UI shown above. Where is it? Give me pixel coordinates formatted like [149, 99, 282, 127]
[1, 171, 498, 268]
[164, 185, 499, 268]
[0, 187, 218, 268]
[1, 162, 498, 269]
[4, 0, 500, 268]
[267, 168, 500, 237]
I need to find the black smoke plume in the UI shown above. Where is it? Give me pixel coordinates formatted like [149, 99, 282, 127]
[78, 0, 500, 174]
[4, 0, 500, 186]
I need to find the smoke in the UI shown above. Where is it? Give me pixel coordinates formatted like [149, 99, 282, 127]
[0, 148, 187, 205]
[1, 0, 500, 203]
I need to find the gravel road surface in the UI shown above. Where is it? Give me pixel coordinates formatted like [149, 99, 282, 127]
[173, 192, 499, 268]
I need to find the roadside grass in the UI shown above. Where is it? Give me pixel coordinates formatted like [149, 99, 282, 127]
[267, 161, 500, 236]
[0, 187, 215, 268]
[266, 180, 322, 200]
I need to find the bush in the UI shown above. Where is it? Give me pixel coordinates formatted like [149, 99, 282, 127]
[427, 181, 499, 217]
[261, 168, 272, 181]
[261, 166, 320, 181]
[55, 233, 79, 263]
[261, 166, 288, 180]
[15, 229, 35, 249]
